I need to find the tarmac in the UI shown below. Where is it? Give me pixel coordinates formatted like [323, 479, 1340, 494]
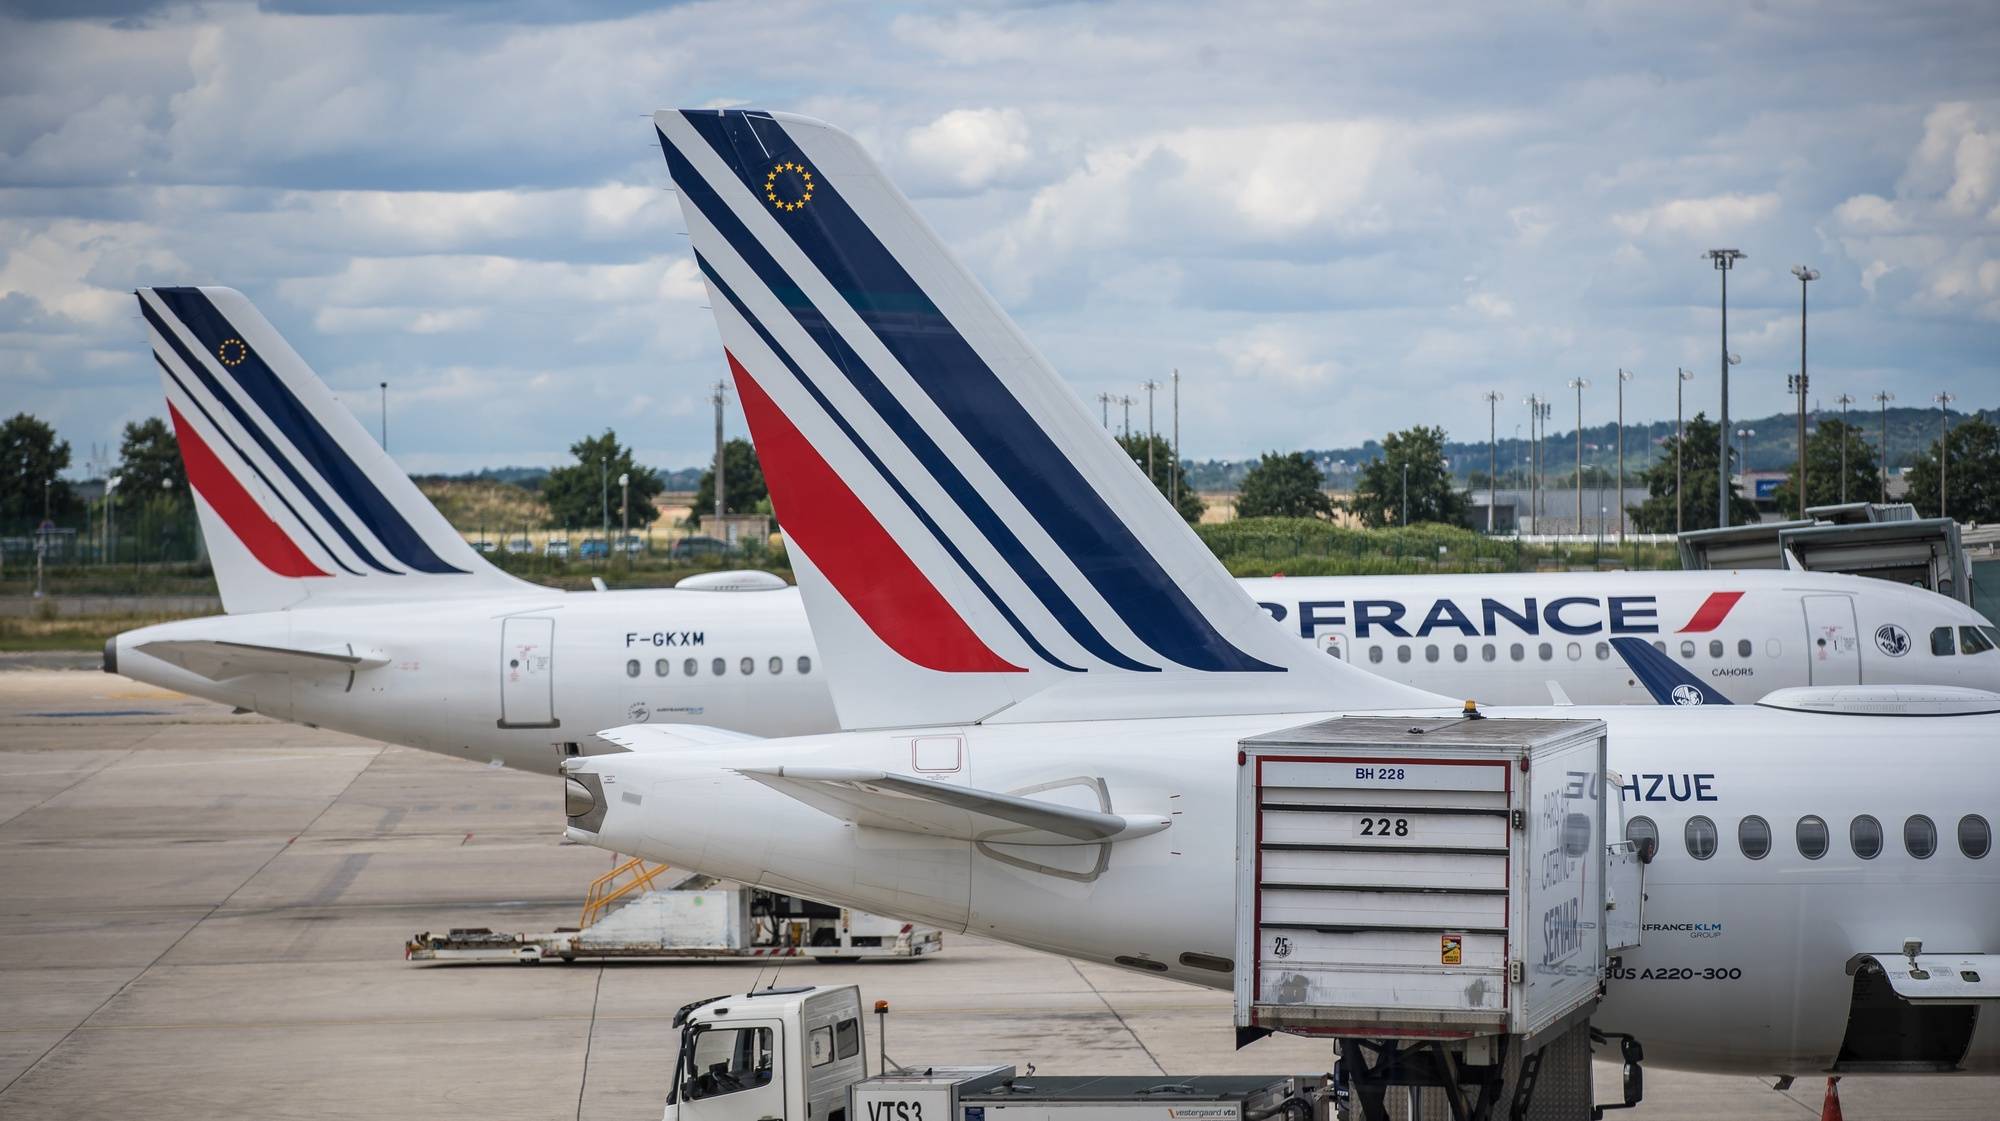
[1, 668, 1994, 1120]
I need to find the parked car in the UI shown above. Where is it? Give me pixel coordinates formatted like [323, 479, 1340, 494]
[578, 537, 609, 559]
[471, 539, 498, 554]
[669, 535, 733, 561]
[543, 538, 571, 559]
[616, 534, 646, 555]
[505, 536, 533, 554]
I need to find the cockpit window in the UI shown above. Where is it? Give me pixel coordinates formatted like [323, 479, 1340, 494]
[1984, 626, 2000, 651]
[1930, 626, 1955, 656]
[1960, 626, 1995, 655]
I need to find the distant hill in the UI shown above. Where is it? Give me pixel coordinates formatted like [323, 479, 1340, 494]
[1183, 405, 1995, 491]
[413, 476, 548, 532]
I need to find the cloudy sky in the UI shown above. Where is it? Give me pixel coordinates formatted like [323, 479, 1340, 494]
[3, 0, 1996, 475]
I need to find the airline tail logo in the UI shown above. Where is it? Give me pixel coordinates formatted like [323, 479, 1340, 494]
[139, 287, 470, 582]
[658, 109, 1280, 677]
[1676, 591, 1744, 633]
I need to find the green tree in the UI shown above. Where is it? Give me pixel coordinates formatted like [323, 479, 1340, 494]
[115, 417, 187, 503]
[1116, 433, 1204, 523]
[1236, 452, 1333, 520]
[1, 413, 76, 525]
[541, 430, 663, 530]
[1627, 412, 1757, 533]
[691, 438, 769, 520]
[1346, 426, 1466, 528]
[1905, 416, 2000, 523]
[1768, 418, 1880, 515]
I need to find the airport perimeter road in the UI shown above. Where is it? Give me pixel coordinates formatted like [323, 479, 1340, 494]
[0, 669, 1992, 1120]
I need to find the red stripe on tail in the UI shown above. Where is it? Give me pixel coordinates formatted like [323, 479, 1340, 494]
[1677, 590, 1744, 633]
[727, 352, 1023, 674]
[167, 402, 329, 578]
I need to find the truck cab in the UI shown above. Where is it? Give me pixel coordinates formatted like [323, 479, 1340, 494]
[667, 985, 865, 1121]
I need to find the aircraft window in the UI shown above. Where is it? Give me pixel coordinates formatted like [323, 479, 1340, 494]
[1959, 815, 1991, 859]
[1795, 815, 1829, 860]
[684, 658, 698, 676]
[1397, 645, 1412, 664]
[740, 657, 754, 675]
[1679, 640, 1695, 659]
[1425, 645, 1440, 663]
[1850, 815, 1883, 860]
[625, 659, 640, 678]
[1624, 816, 1659, 862]
[1961, 626, 1996, 655]
[1903, 815, 1937, 859]
[1984, 626, 2000, 650]
[797, 655, 812, 674]
[1565, 642, 1582, 661]
[1684, 815, 1718, 861]
[1453, 644, 1468, 663]
[769, 656, 783, 675]
[1510, 643, 1525, 661]
[1931, 626, 1955, 656]
[1594, 641, 1610, 660]
[1369, 645, 1384, 664]
[1737, 639, 1752, 658]
[1708, 639, 1724, 658]
[711, 658, 726, 676]
[1481, 644, 1495, 662]
[1650, 640, 1666, 653]
[655, 659, 670, 677]
[1538, 643, 1553, 661]
[1737, 815, 1771, 860]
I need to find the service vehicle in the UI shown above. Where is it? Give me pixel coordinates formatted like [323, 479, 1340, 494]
[663, 983, 1324, 1121]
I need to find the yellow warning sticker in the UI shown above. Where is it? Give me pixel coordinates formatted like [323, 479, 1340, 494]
[1440, 934, 1463, 965]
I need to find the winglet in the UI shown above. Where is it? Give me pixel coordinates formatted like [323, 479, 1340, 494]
[1611, 636, 1733, 706]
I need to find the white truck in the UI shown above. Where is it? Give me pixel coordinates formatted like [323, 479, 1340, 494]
[663, 983, 1324, 1121]
[1234, 713, 1647, 1119]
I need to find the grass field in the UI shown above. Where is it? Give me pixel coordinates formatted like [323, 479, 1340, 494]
[0, 612, 191, 653]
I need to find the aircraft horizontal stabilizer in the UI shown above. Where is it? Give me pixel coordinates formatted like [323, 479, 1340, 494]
[734, 766, 1170, 847]
[135, 639, 386, 681]
[1610, 636, 1732, 706]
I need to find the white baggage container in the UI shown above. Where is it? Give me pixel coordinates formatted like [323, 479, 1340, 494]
[1235, 714, 1611, 1043]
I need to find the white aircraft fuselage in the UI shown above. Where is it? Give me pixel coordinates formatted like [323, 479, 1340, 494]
[567, 702, 2000, 1075]
[112, 570, 1999, 773]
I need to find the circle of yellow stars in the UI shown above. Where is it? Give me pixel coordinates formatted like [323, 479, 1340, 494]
[764, 161, 813, 212]
[217, 337, 249, 367]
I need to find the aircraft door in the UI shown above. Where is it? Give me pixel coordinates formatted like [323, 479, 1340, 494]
[499, 616, 559, 728]
[1803, 595, 1861, 685]
[1315, 631, 1350, 661]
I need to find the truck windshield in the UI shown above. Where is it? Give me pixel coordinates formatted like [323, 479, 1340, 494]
[672, 1025, 775, 1103]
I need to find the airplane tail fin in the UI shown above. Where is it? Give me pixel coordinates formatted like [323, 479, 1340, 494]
[655, 109, 1450, 727]
[137, 286, 534, 614]
[1610, 636, 1732, 706]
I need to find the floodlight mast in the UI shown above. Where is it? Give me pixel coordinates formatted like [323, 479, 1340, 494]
[1706, 249, 1746, 526]
[1790, 265, 1820, 518]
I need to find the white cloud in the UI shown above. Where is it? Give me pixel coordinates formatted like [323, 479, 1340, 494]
[901, 108, 1035, 194]
[1611, 192, 1781, 240]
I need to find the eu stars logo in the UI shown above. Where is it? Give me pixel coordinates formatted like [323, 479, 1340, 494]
[217, 337, 249, 367]
[764, 161, 814, 213]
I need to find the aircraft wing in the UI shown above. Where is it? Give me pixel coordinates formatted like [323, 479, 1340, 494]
[734, 766, 1170, 847]
[1610, 636, 1732, 706]
[135, 639, 386, 681]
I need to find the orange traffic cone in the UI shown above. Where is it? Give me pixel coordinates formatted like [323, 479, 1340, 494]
[1820, 1075, 1842, 1121]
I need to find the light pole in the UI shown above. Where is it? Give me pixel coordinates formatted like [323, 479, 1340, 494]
[618, 472, 630, 568]
[1170, 369, 1180, 509]
[1736, 428, 1756, 504]
[379, 381, 388, 452]
[1834, 393, 1856, 503]
[1874, 391, 1894, 502]
[1615, 370, 1633, 543]
[1524, 395, 1541, 530]
[1140, 379, 1162, 484]
[1482, 390, 1503, 533]
[1118, 395, 1135, 438]
[711, 380, 728, 536]
[1706, 249, 1746, 526]
[599, 456, 609, 556]
[1097, 392, 1113, 429]
[1568, 377, 1589, 536]
[103, 475, 120, 566]
[1675, 369, 1693, 535]
[1935, 391, 1957, 518]
[1789, 266, 1819, 519]
[1401, 461, 1409, 527]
